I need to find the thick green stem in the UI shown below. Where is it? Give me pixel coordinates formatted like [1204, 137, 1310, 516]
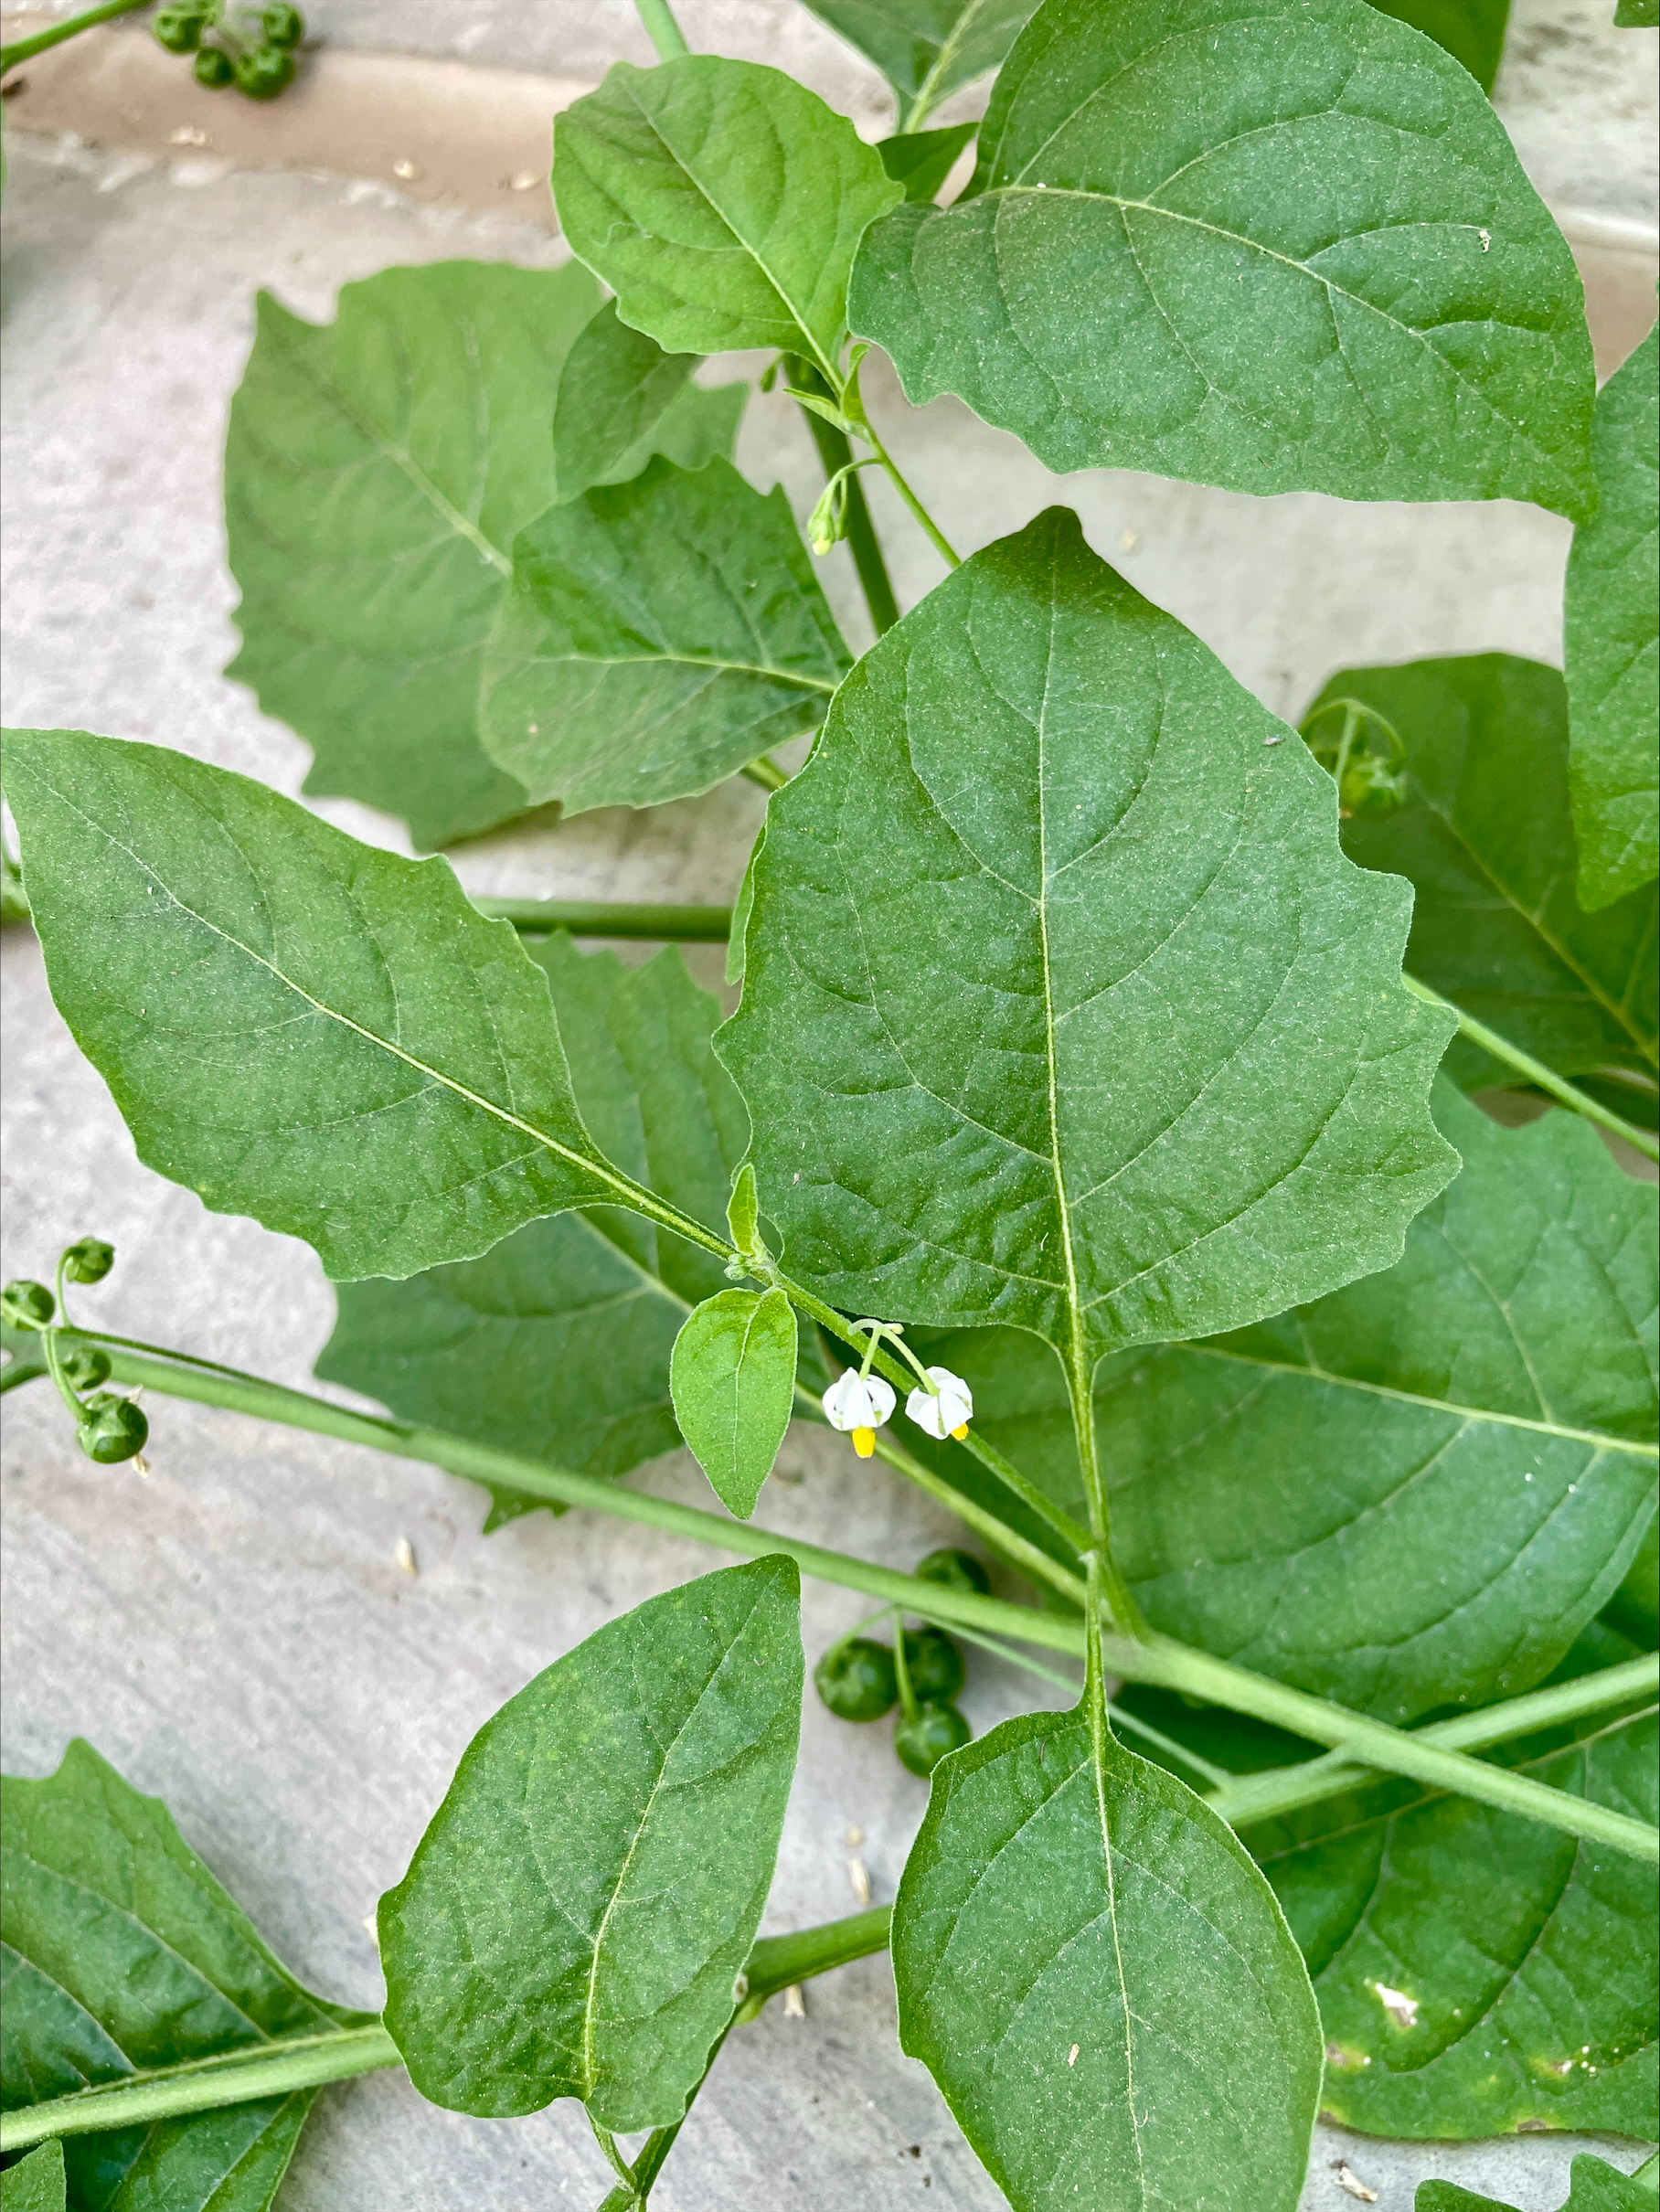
[23, 1335, 1655, 1860]
[0, 0, 147, 72]
[632, 0, 689, 61]
[472, 899, 734, 941]
[790, 378, 902, 637]
[1401, 974, 1660, 1162]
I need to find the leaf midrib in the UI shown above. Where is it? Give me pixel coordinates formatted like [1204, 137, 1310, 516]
[530, 650, 837, 692]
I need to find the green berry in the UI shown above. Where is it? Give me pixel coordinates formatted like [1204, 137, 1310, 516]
[1338, 752, 1409, 821]
[894, 1701, 972, 1778]
[153, 5, 208, 53]
[915, 1547, 990, 1596]
[261, 3, 305, 47]
[233, 42, 296, 98]
[814, 1636, 898, 1722]
[901, 1626, 966, 1704]
[61, 1345, 112, 1391]
[61, 1237, 114, 1285]
[193, 44, 235, 86]
[78, 1394, 149, 1466]
[2, 1280, 55, 1330]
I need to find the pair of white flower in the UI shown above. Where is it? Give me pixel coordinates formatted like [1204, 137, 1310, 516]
[822, 1365, 974, 1458]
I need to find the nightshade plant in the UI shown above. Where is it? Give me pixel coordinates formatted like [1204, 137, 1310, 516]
[2, 0, 1658, 2205]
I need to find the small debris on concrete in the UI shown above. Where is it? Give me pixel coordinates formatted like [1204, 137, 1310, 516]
[392, 159, 421, 181]
[782, 1984, 806, 2018]
[845, 1824, 864, 1847]
[1120, 527, 1138, 551]
[846, 1856, 871, 1905]
[395, 1537, 418, 1577]
[362, 1914, 379, 1950]
[169, 126, 209, 147]
[509, 171, 540, 191]
[1331, 2163, 1378, 2204]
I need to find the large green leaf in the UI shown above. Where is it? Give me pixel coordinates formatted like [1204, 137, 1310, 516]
[1419, 2156, 1652, 2210]
[479, 458, 850, 815]
[1, 730, 622, 1281]
[1369, 0, 1511, 91]
[849, 0, 1594, 516]
[552, 57, 902, 377]
[318, 938, 754, 1529]
[1249, 1709, 1658, 2139]
[916, 1080, 1659, 1720]
[670, 1288, 799, 1516]
[719, 510, 1457, 1405]
[878, 122, 980, 206]
[796, 0, 1038, 121]
[1308, 655, 1659, 1117]
[550, 298, 748, 505]
[1, 2143, 64, 2212]
[1, 1740, 373, 2212]
[224, 262, 597, 849]
[1565, 324, 1660, 912]
[892, 1707, 1322, 2211]
[379, 1558, 802, 2131]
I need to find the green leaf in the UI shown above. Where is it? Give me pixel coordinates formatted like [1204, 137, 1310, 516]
[1604, 1509, 1659, 1649]
[848, 0, 1595, 516]
[552, 57, 903, 377]
[1614, 0, 1658, 25]
[0, 2143, 63, 2212]
[378, 1557, 803, 2131]
[224, 262, 599, 849]
[878, 122, 978, 205]
[671, 1288, 798, 1516]
[892, 1707, 1323, 2212]
[1250, 1709, 1658, 2139]
[916, 1080, 1659, 1721]
[550, 298, 749, 505]
[798, 0, 1038, 119]
[1419, 2158, 1652, 2212]
[318, 939, 754, 1528]
[1566, 324, 1660, 911]
[1, 729, 622, 1281]
[1367, 0, 1511, 92]
[1307, 654, 1659, 1116]
[1, 1740, 373, 2212]
[479, 457, 851, 815]
[718, 510, 1457, 1398]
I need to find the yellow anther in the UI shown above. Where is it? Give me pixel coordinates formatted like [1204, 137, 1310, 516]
[853, 1427, 876, 1458]
[952, 1423, 969, 1441]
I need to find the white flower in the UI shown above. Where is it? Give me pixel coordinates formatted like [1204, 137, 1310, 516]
[905, 1367, 974, 1441]
[822, 1370, 896, 1457]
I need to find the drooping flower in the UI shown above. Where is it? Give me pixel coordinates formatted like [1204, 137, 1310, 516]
[822, 1370, 896, 1459]
[905, 1367, 973, 1441]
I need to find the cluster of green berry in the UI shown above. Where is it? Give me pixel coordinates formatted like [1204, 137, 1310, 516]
[152, 2, 304, 100]
[2, 1241, 148, 1465]
[814, 1547, 988, 1777]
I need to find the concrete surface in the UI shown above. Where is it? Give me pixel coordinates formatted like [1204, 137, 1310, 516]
[0, 94, 1653, 2212]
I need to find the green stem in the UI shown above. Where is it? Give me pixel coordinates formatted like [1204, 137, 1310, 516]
[1402, 973, 1660, 1162]
[861, 416, 961, 569]
[632, 0, 689, 61]
[789, 370, 902, 637]
[862, 1421, 1086, 1607]
[740, 755, 790, 793]
[0, 0, 147, 72]
[0, 2025, 402, 2152]
[472, 899, 734, 941]
[39, 1334, 1658, 1860]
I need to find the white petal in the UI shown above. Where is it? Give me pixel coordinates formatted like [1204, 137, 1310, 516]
[906, 1386, 951, 1439]
[924, 1367, 974, 1429]
[863, 1375, 896, 1424]
[823, 1370, 894, 1432]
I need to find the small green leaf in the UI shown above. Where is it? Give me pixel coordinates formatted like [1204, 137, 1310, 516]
[1614, 0, 1657, 25]
[719, 510, 1456, 1384]
[878, 122, 978, 204]
[1308, 655, 1659, 1114]
[2, 730, 619, 1281]
[798, 0, 1038, 119]
[0, 2143, 64, 2212]
[671, 1287, 798, 1515]
[1251, 1709, 1658, 2140]
[551, 298, 748, 505]
[379, 1558, 803, 2131]
[1419, 2158, 1653, 2211]
[479, 457, 851, 816]
[1566, 324, 1659, 911]
[552, 56, 902, 377]
[1, 1741, 372, 2212]
[727, 1160, 761, 1258]
[224, 262, 599, 848]
[1367, 0, 1511, 91]
[319, 938, 757, 1529]
[893, 1707, 1323, 2212]
[849, 0, 1595, 515]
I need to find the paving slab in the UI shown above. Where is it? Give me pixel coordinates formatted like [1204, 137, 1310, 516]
[0, 124, 1652, 2212]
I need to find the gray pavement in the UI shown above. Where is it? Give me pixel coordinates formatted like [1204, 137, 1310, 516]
[0, 121, 1652, 2212]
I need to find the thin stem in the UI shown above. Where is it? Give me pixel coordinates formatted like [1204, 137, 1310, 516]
[864, 1424, 1086, 1607]
[472, 899, 734, 941]
[0, 2025, 402, 2153]
[740, 755, 790, 792]
[632, 0, 690, 61]
[789, 370, 902, 637]
[0, 0, 147, 72]
[861, 416, 961, 569]
[1401, 973, 1660, 1162]
[891, 1609, 920, 1721]
[1064, 1334, 1145, 1635]
[591, 2122, 638, 2192]
[30, 1335, 1660, 1860]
